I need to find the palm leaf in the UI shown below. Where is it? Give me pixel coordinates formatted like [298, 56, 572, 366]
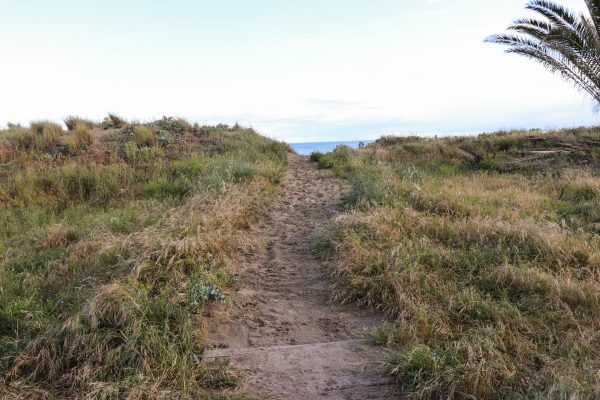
[486, 0, 600, 105]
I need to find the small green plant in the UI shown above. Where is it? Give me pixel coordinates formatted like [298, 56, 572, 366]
[188, 284, 226, 310]
[153, 116, 189, 134]
[156, 130, 172, 146]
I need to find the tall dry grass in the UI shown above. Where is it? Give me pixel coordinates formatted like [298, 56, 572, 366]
[315, 127, 600, 399]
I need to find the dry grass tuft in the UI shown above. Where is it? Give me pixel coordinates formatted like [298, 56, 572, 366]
[102, 113, 128, 129]
[64, 116, 95, 131]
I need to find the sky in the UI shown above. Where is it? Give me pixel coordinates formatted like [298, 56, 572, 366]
[0, 0, 597, 142]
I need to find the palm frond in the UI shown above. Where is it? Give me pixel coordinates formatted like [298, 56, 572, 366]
[486, 0, 600, 106]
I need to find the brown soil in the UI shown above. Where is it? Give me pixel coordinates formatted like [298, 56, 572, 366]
[205, 154, 401, 399]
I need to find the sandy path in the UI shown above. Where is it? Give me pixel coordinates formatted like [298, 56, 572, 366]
[205, 154, 400, 399]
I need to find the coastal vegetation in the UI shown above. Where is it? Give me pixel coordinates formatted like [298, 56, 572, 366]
[0, 116, 289, 398]
[314, 127, 600, 399]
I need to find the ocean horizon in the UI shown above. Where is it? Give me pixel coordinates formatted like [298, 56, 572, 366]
[290, 140, 375, 156]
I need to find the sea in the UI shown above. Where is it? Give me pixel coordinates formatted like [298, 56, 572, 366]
[290, 140, 374, 156]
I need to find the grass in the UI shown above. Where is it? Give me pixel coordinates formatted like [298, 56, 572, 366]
[0, 116, 290, 399]
[64, 116, 95, 131]
[314, 127, 600, 399]
[102, 113, 128, 129]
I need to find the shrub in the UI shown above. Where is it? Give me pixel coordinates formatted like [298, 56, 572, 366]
[188, 283, 226, 309]
[310, 151, 324, 162]
[152, 116, 190, 134]
[156, 130, 172, 146]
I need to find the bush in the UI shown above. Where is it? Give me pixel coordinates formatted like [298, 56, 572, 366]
[156, 130, 172, 146]
[310, 151, 324, 162]
[152, 116, 190, 134]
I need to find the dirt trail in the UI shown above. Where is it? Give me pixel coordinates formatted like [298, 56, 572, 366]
[205, 154, 400, 399]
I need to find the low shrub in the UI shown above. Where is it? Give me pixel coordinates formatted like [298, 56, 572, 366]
[309, 151, 324, 162]
[152, 116, 190, 134]
[156, 130, 172, 146]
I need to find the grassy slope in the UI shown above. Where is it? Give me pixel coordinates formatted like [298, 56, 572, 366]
[0, 117, 289, 399]
[313, 128, 600, 399]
